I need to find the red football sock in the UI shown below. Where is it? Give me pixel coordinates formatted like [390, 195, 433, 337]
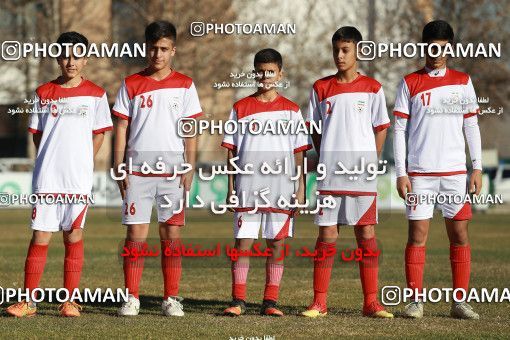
[450, 244, 471, 301]
[357, 237, 379, 307]
[405, 244, 426, 301]
[312, 239, 336, 308]
[263, 261, 284, 302]
[24, 242, 49, 299]
[123, 240, 147, 299]
[64, 239, 84, 295]
[161, 239, 182, 299]
[231, 260, 249, 301]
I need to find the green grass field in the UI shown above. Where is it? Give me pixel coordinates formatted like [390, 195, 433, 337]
[1, 208, 509, 339]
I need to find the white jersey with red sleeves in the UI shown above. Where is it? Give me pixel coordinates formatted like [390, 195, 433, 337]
[393, 67, 480, 176]
[28, 78, 113, 195]
[112, 69, 203, 174]
[307, 73, 390, 196]
[221, 94, 311, 210]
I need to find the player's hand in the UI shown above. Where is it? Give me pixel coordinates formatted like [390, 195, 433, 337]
[396, 176, 412, 199]
[180, 171, 193, 192]
[469, 169, 482, 195]
[290, 187, 305, 215]
[113, 163, 129, 200]
[116, 177, 129, 200]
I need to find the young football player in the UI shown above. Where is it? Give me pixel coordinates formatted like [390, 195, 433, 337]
[301, 27, 393, 318]
[221, 48, 310, 316]
[393, 20, 482, 319]
[113, 21, 202, 317]
[6, 31, 112, 317]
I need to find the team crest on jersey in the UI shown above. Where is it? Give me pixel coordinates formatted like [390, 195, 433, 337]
[50, 104, 58, 117]
[356, 100, 366, 113]
[169, 97, 180, 112]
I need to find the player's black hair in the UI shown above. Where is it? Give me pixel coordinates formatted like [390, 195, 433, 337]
[422, 20, 454, 43]
[56, 31, 89, 48]
[331, 26, 363, 45]
[254, 48, 282, 70]
[145, 20, 177, 44]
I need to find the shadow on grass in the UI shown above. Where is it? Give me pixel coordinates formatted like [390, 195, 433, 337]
[0, 296, 362, 318]
[390, 310, 454, 319]
[82, 296, 362, 317]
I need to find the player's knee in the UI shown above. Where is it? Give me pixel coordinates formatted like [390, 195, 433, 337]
[266, 239, 284, 251]
[450, 232, 469, 246]
[408, 227, 428, 246]
[319, 226, 338, 242]
[236, 238, 254, 250]
[354, 225, 375, 240]
[159, 223, 180, 240]
[408, 229, 427, 245]
[63, 229, 83, 243]
[126, 224, 149, 241]
[32, 230, 52, 245]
